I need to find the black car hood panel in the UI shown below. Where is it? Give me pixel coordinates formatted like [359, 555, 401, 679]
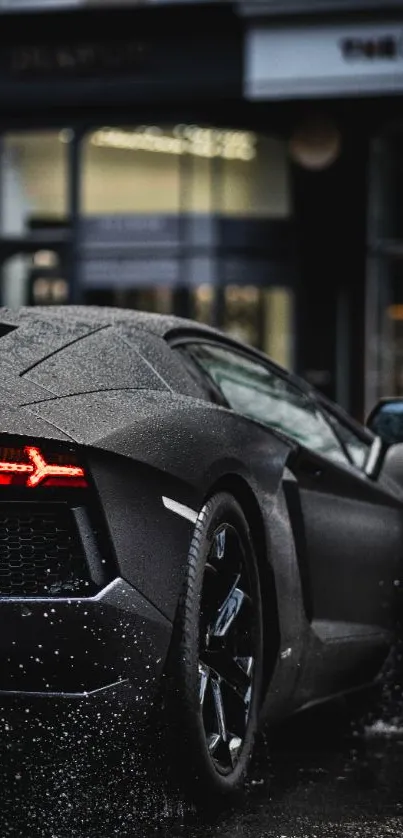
[25, 389, 291, 494]
[0, 404, 73, 441]
[0, 307, 292, 496]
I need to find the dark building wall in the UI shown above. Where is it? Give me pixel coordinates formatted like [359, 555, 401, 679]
[240, 0, 403, 15]
[0, 4, 243, 110]
[292, 129, 369, 419]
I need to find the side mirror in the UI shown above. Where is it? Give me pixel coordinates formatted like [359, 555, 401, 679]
[366, 398, 403, 445]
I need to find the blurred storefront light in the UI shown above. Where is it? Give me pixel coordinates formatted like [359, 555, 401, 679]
[75, 125, 257, 161]
[387, 304, 403, 322]
[33, 250, 59, 268]
[289, 115, 342, 170]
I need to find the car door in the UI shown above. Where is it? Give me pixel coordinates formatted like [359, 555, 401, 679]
[290, 433, 403, 631]
[177, 339, 403, 631]
[305, 400, 403, 629]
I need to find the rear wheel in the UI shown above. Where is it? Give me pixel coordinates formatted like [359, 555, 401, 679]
[166, 492, 264, 800]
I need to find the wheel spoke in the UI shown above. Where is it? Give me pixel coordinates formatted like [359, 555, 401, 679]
[202, 562, 239, 624]
[210, 584, 245, 638]
[235, 656, 254, 677]
[202, 649, 252, 702]
[212, 528, 226, 561]
[244, 685, 252, 723]
[211, 677, 227, 743]
[197, 516, 259, 775]
[228, 736, 243, 767]
[207, 733, 221, 755]
[198, 662, 210, 706]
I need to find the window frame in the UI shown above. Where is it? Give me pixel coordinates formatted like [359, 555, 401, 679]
[169, 331, 309, 398]
[176, 345, 227, 406]
[172, 333, 358, 468]
[313, 393, 375, 472]
[315, 392, 374, 446]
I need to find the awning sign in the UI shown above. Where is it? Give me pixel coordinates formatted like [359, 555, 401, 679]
[245, 20, 403, 99]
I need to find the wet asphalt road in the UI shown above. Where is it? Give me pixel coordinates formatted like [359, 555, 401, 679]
[209, 705, 403, 838]
[1, 655, 403, 837]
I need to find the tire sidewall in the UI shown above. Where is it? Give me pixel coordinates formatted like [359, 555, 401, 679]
[176, 491, 264, 798]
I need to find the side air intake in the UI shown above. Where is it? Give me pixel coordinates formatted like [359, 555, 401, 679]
[0, 503, 95, 597]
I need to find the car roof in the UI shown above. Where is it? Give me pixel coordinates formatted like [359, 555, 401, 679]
[0, 306, 221, 341]
[0, 304, 301, 387]
[0, 306, 371, 446]
[0, 306, 226, 405]
[0, 304, 306, 395]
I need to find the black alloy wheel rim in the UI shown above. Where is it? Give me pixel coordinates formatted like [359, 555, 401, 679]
[198, 522, 256, 775]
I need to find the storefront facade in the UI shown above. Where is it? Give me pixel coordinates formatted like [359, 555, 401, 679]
[0, 0, 401, 420]
[243, 1, 403, 418]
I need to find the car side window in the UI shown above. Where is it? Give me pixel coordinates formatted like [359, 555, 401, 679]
[321, 407, 372, 470]
[182, 342, 350, 467]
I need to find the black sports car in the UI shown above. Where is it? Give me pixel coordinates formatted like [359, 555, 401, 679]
[0, 305, 403, 800]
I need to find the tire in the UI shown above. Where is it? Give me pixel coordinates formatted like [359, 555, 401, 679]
[164, 491, 264, 801]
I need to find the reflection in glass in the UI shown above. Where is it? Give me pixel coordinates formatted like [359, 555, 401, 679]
[186, 342, 348, 465]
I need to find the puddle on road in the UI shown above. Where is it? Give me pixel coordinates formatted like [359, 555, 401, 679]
[1, 646, 403, 837]
[1, 705, 402, 838]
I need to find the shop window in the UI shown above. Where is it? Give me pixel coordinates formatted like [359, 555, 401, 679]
[82, 126, 182, 214]
[84, 287, 174, 314]
[222, 136, 291, 218]
[223, 285, 294, 368]
[262, 287, 294, 370]
[1, 132, 68, 236]
[79, 124, 294, 367]
[31, 277, 68, 306]
[1, 254, 31, 308]
[81, 125, 290, 218]
[1, 250, 67, 308]
[193, 284, 214, 325]
[223, 285, 261, 346]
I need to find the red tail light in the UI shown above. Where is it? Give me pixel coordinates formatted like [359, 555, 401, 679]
[0, 445, 87, 488]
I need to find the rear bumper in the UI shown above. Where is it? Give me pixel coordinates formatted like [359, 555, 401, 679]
[0, 583, 174, 833]
[0, 578, 172, 710]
